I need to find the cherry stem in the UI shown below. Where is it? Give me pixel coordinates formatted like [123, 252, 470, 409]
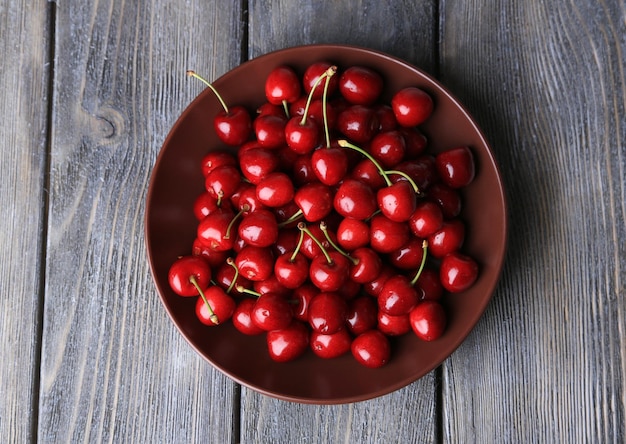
[322, 67, 337, 148]
[278, 208, 303, 228]
[337, 140, 392, 186]
[297, 222, 333, 265]
[282, 100, 290, 119]
[187, 70, 229, 114]
[301, 65, 337, 127]
[216, 190, 224, 207]
[410, 240, 429, 286]
[189, 275, 219, 325]
[236, 285, 261, 298]
[385, 170, 421, 194]
[224, 204, 250, 240]
[289, 228, 305, 262]
[319, 221, 358, 266]
[225, 257, 239, 294]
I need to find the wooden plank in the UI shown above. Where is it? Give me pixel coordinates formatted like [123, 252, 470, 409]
[243, 2, 439, 442]
[38, 1, 243, 442]
[440, 0, 626, 441]
[0, 2, 50, 442]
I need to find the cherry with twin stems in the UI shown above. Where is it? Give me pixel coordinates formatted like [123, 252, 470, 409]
[274, 227, 309, 289]
[186, 70, 251, 146]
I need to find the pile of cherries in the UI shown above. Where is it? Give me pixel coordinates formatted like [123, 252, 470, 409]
[167, 62, 479, 368]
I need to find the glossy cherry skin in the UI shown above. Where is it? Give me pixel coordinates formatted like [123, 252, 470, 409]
[369, 213, 410, 254]
[389, 237, 427, 270]
[336, 105, 379, 144]
[310, 329, 352, 359]
[294, 182, 333, 222]
[193, 191, 220, 220]
[285, 117, 320, 154]
[307, 291, 349, 334]
[300, 224, 335, 260]
[345, 296, 378, 336]
[351, 330, 391, 368]
[205, 164, 241, 200]
[398, 127, 428, 158]
[254, 114, 287, 149]
[253, 274, 291, 298]
[214, 105, 252, 146]
[375, 104, 398, 132]
[409, 201, 444, 238]
[394, 156, 438, 191]
[439, 252, 479, 293]
[191, 238, 230, 268]
[333, 179, 377, 220]
[252, 292, 294, 331]
[266, 321, 309, 363]
[196, 209, 236, 252]
[415, 267, 444, 301]
[409, 300, 447, 341]
[214, 261, 251, 297]
[232, 298, 265, 335]
[427, 219, 465, 259]
[370, 130, 406, 168]
[339, 66, 383, 105]
[336, 217, 370, 251]
[309, 251, 350, 292]
[378, 274, 419, 316]
[274, 251, 309, 289]
[234, 245, 274, 282]
[168, 256, 211, 297]
[238, 148, 279, 185]
[349, 247, 382, 284]
[200, 150, 237, 177]
[255, 172, 295, 208]
[427, 183, 462, 219]
[363, 265, 394, 297]
[292, 154, 317, 186]
[391, 87, 434, 127]
[303, 61, 339, 99]
[238, 209, 279, 247]
[235, 184, 266, 214]
[351, 158, 387, 190]
[378, 311, 411, 336]
[377, 180, 417, 222]
[196, 285, 236, 326]
[292, 284, 318, 322]
[435, 146, 475, 188]
[311, 147, 349, 186]
[264, 65, 302, 105]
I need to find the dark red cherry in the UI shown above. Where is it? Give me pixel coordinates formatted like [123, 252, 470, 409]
[292, 154, 317, 186]
[439, 252, 479, 293]
[409, 201, 444, 238]
[238, 209, 279, 247]
[193, 192, 220, 220]
[310, 329, 352, 359]
[349, 247, 382, 284]
[395, 156, 438, 191]
[377, 311, 411, 336]
[195, 286, 236, 326]
[369, 213, 410, 253]
[336, 105, 379, 144]
[191, 238, 230, 267]
[363, 265, 394, 297]
[265, 65, 302, 105]
[307, 291, 349, 334]
[235, 245, 274, 282]
[415, 267, 444, 301]
[435, 146, 476, 188]
[301, 224, 335, 260]
[409, 301, 447, 341]
[238, 148, 280, 185]
[274, 251, 309, 289]
[205, 165, 241, 200]
[294, 182, 333, 222]
[292, 284, 318, 322]
[256, 172, 295, 208]
[253, 274, 291, 298]
[378, 274, 419, 316]
[345, 296, 378, 336]
[427, 183, 462, 218]
[214, 260, 251, 297]
[200, 150, 237, 177]
[389, 237, 427, 270]
[254, 114, 287, 149]
[398, 127, 428, 158]
[351, 158, 387, 190]
[232, 298, 265, 335]
[427, 219, 465, 258]
[266, 321, 309, 362]
[336, 217, 370, 251]
[309, 251, 350, 292]
[377, 180, 417, 222]
[333, 179, 377, 220]
[375, 104, 398, 132]
[311, 147, 349, 186]
[391, 86, 434, 127]
[339, 66, 383, 105]
[303, 61, 339, 99]
[168, 256, 211, 297]
[252, 292, 293, 331]
[351, 330, 391, 368]
[196, 209, 237, 252]
[285, 116, 320, 154]
[370, 130, 406, 168]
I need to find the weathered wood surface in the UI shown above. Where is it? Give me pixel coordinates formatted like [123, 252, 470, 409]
[0, 0, 624, 443]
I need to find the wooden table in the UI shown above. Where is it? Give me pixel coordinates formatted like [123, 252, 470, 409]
[2, 1, 624, 442]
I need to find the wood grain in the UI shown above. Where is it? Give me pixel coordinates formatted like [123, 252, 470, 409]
[38, 1, 243, 441]
[439, 0, 626, 441]
[0, 2, 50, 442]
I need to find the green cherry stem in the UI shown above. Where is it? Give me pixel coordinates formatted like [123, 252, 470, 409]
[189, 275, 219, 325]
[224, 204, 250, 240]
[410, 240, 429, 286]
[385, 169, 422, 194]
[225, 257, 239, 294]
[300, 65, 337, 126]
[297, 222, 333, 265]
[289, 228, 306, 262]
[187, 70, 229, 114]
[319, 221, 358, 266]
[278, 208, 304, 228]
[337, 139, 392, 186]
[321, 66, 337, 148]
[235, 285, 261, 298]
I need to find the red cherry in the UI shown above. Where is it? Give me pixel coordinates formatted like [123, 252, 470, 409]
[339, 66, 383, 105]
[395, 156, 438, 191]
[370, 130, 406, 168]
[375, 104, 398, 132]
[255, 172, 295, 208]
[389, 237, 428, 270]
[349, 247, 382, 284]
[377, 180, 417, 223]
[274, 251, 309, 289]
[252, 292, 293, 331]
[363, 265, 394, 297]
[196, 209, 237, 252]
[200, 151, 237, 177]
[266, 321, 309, 363]
[398, 127, 428, 158]
[391, 86, 434, 127]
[294, 182, 333, 222]
[238, 148, 280, 185]
[205, 165, 242, 200]
[235, 245, 274, 282]
[345, 296, 378, 336]
[310, 329, 352, 359]
[415, 267, 444, 301]
[292, 284, 318, 322]
[191, 238, 230, 267]
[378, 311, 411, 336]
[409, 300, 447, 341]
[195, 286, 236, 326]
[232, 298, 265, 335]
[272, 228, 299, 256]
[235, 184, 266, 214]
[427, 183, 462, 218]
[333, 179, 377, 220]
[307, 291, 348, 334]
[369, 213, 410, 253]
[351, 158, 387, 190]
[409, 201, 444, 238]
[285, 116, 320, 154]
[193, 191, 220, 220]
[265, 65, 302, 105]
[254, 114, 287, 149]
[303, 61, 339, 99]
[311, 147, 349, 186]
[168, 256, 211, 297]
[427, 219, 465, 258]
[436, 146, 476, 188]
[238, 209, 279, 247]
[336, 105, 379, 143]
[214, 259, 251, 297]
[351, 330, 391, 368]
[336, 217, 370, 251]
[300, 224, 335, 260]
[256, 102, 285, 118]
[253, 274, 291, 298]
[212, 105, 252, 146]
[439, 252, 479, 293]
[309, 251, 350, 292]
[378, 274, 420, 316]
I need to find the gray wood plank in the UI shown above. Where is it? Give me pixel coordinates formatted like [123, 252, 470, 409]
[243, 2, 439, 442]
[38, 1, 244, 442]
[0, 2, 50, 442]
[440, 1, 626, 441]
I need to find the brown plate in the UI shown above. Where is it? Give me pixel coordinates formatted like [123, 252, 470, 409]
[145, 44, 507, 404]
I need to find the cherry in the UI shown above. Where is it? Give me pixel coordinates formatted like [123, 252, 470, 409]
[351, 158, 387, 190]
[336, 217, 370, 251]
[439, 252, 479, 293]
[193, 191, 220, 220]
[345, 296, 378, 336]
[252, 292, 294, 331]
[238, 148, 280, 184]
[391, 86, 434, 127]
[415, 267, 444, 301]
[409, 300, 446, 341]
[292, 284, 318, 322]
[378, 274, 419, 316]
[200, 150, 237, 177]
[300, 224, 334, 260]
[398, 127, 428, 158]
[374, 104, 398, 132]
[333, 179, 377, 220]
[339, 66, 383, 105]
[195, 286, 236, 326]
[377, 311, 411, 336]
[369, 130, 406, 168]
[168, 256, 211, 297]
[389, 237, 428, 270]
[232, 298, 265, 335]
[427, 219, 465, 258]
[266, 321, 309, 363]
[235, 245, 274, 282]
[205, 164, 242, 200]
[336, 105, 379, 143]
[187, 70, 252, 146]
[351, 330, 391, 368]
[376, 180, 417, 223]
[363, 265, 394, 297]
[369, 213, 410, 254]
[427, 183, 462, 219]
[292, 154, 317, 186]
[191, 238, 230, 267]
[294, 182, 333, 222]
[303, 61, 339, 99]
[214, 258, 251, 296]
[409, 201, 444, 238]
[395, 156, 438, 191]
[310, 329, 352, 359]
[253, 274, 291, 298]
[307, 291, 348, 334]
[265, 65, 302, 107]
[238, 209, 279, 247]
[255, 172, 295, 208]
[435, 146, 475, 188]
[274, 251, 309, 289]
[254, 114, 287, 149]
[285, 117, 319, 154]
[349, 247, 382, 284]
[309, 251, 350, 292]
[273, 228, 299, 256]
[196, 209, 237, 251]
[311, 147, 348, 186]
[235, 184, 266, 214]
